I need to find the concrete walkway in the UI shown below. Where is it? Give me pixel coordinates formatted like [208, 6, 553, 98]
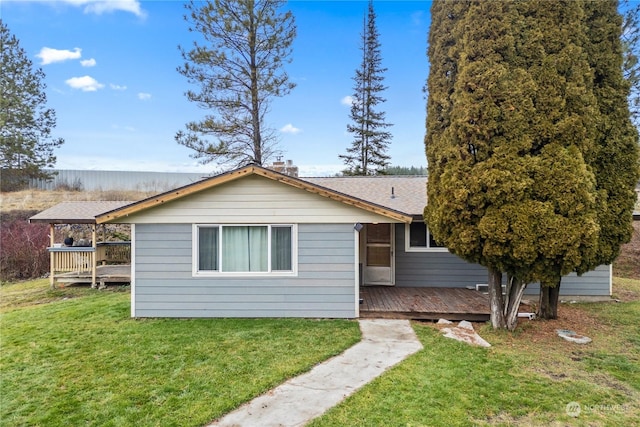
[207, 319, 423, 427]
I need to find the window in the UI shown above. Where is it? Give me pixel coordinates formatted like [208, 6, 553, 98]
[405, 222, 447, 252]
[195, 225, 295, 275]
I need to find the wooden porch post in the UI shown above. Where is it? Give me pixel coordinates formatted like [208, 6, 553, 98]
[49, 223, 55, 288]
[91, 224, 97, 287]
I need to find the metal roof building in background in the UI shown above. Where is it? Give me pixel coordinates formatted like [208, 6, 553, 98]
[29, 169, 210, 192]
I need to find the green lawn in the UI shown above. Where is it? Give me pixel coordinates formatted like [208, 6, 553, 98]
[0, 280, 361, 427]
[2, 279, 639, 426]
[311, 278, 640, 427]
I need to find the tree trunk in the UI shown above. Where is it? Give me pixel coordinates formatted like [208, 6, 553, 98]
[504, 275, 527, 331]
[488, 268, 506, 329]
[538, 279, 561, 319]
[248, 9, 262, 165]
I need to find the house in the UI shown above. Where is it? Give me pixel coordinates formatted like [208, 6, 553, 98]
[93, 164, 611, 319]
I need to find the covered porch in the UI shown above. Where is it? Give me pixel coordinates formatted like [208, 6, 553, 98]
[29, 201, 134, 288]
[359, 286, 491, 321]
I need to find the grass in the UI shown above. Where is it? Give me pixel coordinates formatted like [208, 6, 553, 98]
[310, 277, 640, 427]
[0, 279, 101, 310]
[0, 279, 361, 427]
[0, 189, 152, 212]
[2, 278, 639, 426]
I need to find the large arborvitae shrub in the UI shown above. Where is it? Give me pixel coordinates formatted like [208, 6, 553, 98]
[425, 0, 601, 328]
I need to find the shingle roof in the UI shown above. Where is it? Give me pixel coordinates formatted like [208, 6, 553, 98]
[96, 166, 416, 224]
[29, 201, 134, 224]
[306, 176, 427, 216]
[31, 168, 429, 224]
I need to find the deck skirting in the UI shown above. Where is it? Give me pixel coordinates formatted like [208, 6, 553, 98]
[54, 265, 131, 288]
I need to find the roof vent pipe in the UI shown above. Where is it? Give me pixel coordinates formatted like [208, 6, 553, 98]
[391, 187, 395, 199]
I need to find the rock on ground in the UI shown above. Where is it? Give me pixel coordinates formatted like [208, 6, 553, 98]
[440, 320, 491, 347]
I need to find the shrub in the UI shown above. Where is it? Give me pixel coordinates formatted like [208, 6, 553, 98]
[0, 211, 49, 282]
[54, 176, 84, 191]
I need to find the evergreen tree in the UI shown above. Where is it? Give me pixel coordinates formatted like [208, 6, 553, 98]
[425, 0, 600, 329]
[176, 0, 296, 168]
[544, 0, 640, 318]
[340, 0, 392, 176]
[621, 0, 640, 128]
[382, 165, 427, 176]
[0, 21, 64, 192]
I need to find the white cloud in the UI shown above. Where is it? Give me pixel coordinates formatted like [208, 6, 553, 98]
[111, 124, 136, 132]
[137, 92, 152, 100]
[298, 164, 344, 177]
[85, 0, 146, 17]
[55, 0, 146, 17]
[110, 83, 127, 91]
[36, 47, 81, 65]
[65, 75, 104, 92]
[80, 58, 96, 67]
[280, 123, 301, 134]
[341, 95, 355, 106]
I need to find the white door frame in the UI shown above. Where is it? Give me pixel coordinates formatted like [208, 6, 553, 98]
[362, 223, 395, 286]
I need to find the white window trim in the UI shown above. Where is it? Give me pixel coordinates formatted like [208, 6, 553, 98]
[130, 224, 136, 318]
[192, 224, 298, 277]
[404, 223, 448, 253]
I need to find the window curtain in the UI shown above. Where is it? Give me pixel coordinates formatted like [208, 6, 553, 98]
[198, 227, 218, 271]
[222, 226, 268, 272]
[271, 226, 292, 271]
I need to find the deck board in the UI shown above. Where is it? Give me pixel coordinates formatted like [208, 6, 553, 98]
[54, 265, 131, 286]
[359, 286, 490, 321]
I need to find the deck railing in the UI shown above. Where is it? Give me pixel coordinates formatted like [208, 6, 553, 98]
[49, 247, 95, 273]
[97, 242, 131, 264]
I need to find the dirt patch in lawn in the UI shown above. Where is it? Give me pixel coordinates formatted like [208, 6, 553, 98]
[613, 221, 640, 280]
[515, 303, 608, 342]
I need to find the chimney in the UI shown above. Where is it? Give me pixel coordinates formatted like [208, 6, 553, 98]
[268, 159, 299, 177]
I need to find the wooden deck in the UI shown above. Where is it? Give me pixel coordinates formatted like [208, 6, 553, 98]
[54, 265, 131, 288]
[359, 286, 490, 321]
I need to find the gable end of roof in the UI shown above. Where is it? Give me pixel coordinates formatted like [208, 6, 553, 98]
[96, 165, 413, 223]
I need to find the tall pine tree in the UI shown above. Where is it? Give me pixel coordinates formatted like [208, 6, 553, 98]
[176, 0, 296, 168]
[0, 21, 64, 191]
[340, 0, 392, 176]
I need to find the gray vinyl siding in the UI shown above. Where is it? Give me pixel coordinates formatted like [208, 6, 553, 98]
[523, 265, 611, 296]
[394, 224, 487, 287]
[133, 223, 356, 318]
[393, 224, 611, 296]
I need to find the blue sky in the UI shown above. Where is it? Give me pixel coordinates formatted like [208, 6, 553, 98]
[3, 0, 431, 176]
